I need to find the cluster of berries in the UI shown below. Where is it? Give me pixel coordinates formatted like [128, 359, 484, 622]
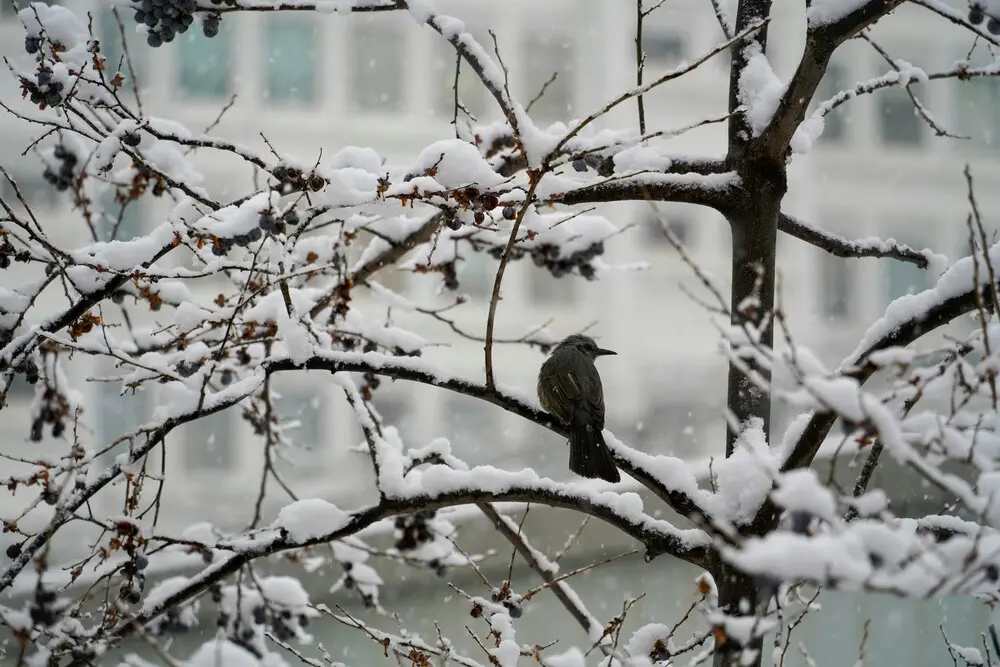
[270, 165, 325, 195]
[30, 385, 70, 442]
[485, 240, 606, 280]
[43, 145, 78, 192]
[438, 187, 517, 231]
[22, 66, 64, 108]
[258, 208, 300, 236]
[969, 2, 1000, 33]
[130, 0, 221, 46]
[29, 587, 62, 627]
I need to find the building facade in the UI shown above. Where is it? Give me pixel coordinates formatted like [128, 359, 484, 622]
[0, 0, 997, 547]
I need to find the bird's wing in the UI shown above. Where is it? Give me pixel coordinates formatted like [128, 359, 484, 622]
[540, 353, 606, 427]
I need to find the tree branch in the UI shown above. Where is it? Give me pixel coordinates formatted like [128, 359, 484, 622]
[753, 0, 907, 162]
[63, 483, 709, 663]
[478, 504, 611, 654]
[264, 353, 719, 532]
[556, 171, 739, 209]
[750, 256, 1000, 533]
[778, 213, 931, 268]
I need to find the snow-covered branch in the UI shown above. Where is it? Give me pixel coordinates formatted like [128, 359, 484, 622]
[778, 213, 934, 268]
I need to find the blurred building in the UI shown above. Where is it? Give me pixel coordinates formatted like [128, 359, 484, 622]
[0, 0, 998, 550]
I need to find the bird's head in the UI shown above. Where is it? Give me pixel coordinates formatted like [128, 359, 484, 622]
[553, 334, 617, 360]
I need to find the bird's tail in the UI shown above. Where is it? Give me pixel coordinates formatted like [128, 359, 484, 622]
[568, 425, 621, 483]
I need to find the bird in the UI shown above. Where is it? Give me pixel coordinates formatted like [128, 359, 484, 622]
[536, 334, 621, 483]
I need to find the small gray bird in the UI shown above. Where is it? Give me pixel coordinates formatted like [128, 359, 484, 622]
[537, 334, 620, 483]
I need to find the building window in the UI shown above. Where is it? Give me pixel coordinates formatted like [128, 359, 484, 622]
[954, 76, 1000, 151]
[442, 395, 500, 464]
[527, 264, 576, 305]
[92, 382, 151, 470]
[643, 33, 685, 67]
[878, 86, 923, 146]
[272, 387, 323, 473]
[816, 62, 848, 143]
[522, 33, 573, 122]
[178, 19, 232, 99]
[262, 16, 317, 105]
[819, 252, 852, 319]
[642, 207, 694, 248]
[183, 410, 235, 471]
[1, 174, 56, 212]
[431, 31, 489, 120]
[635, 400, 711, 458]
[884, 236, 932, 307]
[370, 391, 421, 437]
[98, 192, 144, 242]
[98, 7, 147, 85]
[460, 246, 494, 299]
[350, 15, 404, 113]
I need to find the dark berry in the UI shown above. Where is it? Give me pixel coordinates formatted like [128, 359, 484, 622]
[252, 605, 266, 624]
[969, 5, 985, 24]
[247, 227, 263, 242]
[258, 212, 277, 232]
[474, 211, 485, 224]
[135, 553, 149, 570]
[572, 159, 588, 172]
[123, 132, 141, 147]
[111, 291, 126, 304]
[25, 36, 41, 54]
[5, 543, 21, 559]
[42, 489, 58, 505]
[30, 420, 44, 442]
[219, 369, 233, 385]
[146, 31, 163, 48]
[503, 601, 523, 618]
[989, 16, 1000, 34]
[202, 14, 220, 38]
[502, 206, 516, 220]
[281, 209, 299, 226]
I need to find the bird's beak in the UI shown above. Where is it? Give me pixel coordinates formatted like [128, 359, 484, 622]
[596, 348, 617, 357]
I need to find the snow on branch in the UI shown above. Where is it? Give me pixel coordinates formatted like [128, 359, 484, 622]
[780, 236, 1000, 477]
[73, 479, 709, 652]
[778, 213, 935, 268]
[753, 0, 907, 160]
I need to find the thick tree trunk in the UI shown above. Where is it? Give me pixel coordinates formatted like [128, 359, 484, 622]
[712, 159, 784, 667]
[724, 162, 783, 455]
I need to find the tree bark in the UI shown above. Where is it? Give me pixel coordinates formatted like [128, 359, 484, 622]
[715, 1, 783, 663]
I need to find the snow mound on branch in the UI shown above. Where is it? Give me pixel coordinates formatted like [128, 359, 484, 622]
[183, 639, 290, 667]
[771, 469, 837, 523]
[627, 623, 671, 667]
[737, 42, 784, 137]
[410, 139, 507, 190]
[712, 417, 775, 523]
[19, 3, 89, 66]
[807, 0, 870, 27]
[275, 498, 349, 542]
